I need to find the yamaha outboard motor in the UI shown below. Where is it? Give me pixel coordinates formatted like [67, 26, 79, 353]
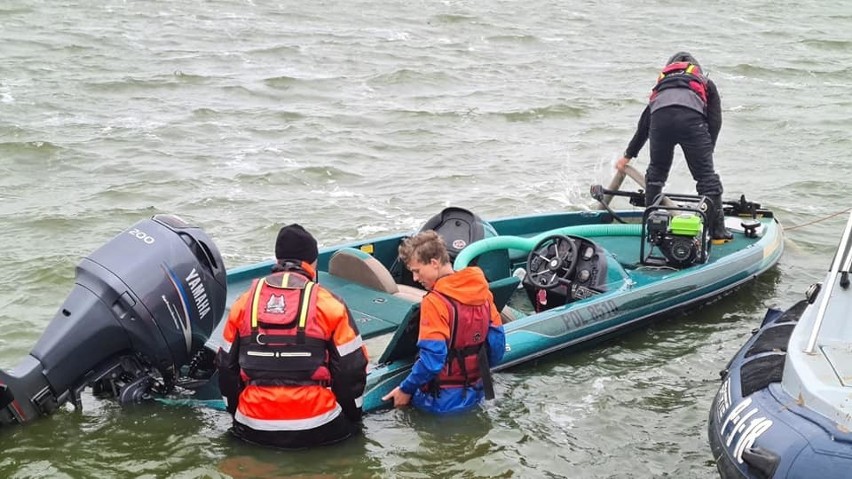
[0, 214, 226, 426]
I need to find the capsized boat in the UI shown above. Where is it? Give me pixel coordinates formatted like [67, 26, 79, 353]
[708, 212, 852, 479]
[0, 178, 784, 426]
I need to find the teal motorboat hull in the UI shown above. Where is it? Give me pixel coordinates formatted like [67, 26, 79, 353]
[202, 203, 784, 414]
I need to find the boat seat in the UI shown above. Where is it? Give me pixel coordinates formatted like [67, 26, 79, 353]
[328, 247, 426, 302]
[500, 305, 524, 323]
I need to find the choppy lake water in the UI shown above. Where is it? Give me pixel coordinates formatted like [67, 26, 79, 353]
[2, 1, 851, 477]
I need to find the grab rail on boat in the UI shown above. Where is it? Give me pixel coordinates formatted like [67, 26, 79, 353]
[842, 228, 852, 286]
[805, 211, 852, 353]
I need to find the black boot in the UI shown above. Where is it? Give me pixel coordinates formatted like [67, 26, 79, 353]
[645, 183, 664, 207]
[707, 195, 733, 243]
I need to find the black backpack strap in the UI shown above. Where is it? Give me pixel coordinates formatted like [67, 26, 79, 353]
[478, 347, 495, 400]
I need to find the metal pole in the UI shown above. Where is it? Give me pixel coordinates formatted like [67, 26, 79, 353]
[840, 228, 852, 288]
[805, 211, 852, 353]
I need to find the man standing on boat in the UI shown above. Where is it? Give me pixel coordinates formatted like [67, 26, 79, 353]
[616, 51, 733, 242]
[215, 224, 368, 449]
[382, 230, 505, 414]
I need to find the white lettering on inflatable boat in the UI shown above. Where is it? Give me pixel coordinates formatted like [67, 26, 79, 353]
[733, 416, 773, 464]
[721, 397, 773, 464]
[128, 228, 156, 244]
[715, 377, 731, 420]
[185, 268, 211, 320]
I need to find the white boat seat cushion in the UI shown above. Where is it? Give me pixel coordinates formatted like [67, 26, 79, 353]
[328, 248, 426, 302]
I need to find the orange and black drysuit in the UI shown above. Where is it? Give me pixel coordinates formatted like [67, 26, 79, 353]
[216, 261, 368, 449]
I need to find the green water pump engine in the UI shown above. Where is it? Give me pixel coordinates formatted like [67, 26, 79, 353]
[645, 210, 707, 268]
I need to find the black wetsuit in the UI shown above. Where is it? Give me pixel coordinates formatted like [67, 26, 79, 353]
[624, 79, 723, 200]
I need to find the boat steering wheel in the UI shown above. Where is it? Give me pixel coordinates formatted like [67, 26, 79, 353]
[524, 235, 579, 290]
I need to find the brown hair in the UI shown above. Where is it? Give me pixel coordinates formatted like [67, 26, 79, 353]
[398, 230, 450, 266]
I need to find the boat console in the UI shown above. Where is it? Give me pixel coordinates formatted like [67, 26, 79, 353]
[522, 234, 609, 311]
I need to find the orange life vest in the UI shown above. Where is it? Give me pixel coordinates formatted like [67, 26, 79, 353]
[429, 291, 491, 389]
[237, 272, 331, 387]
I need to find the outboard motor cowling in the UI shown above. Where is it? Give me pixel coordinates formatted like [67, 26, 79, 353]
[0, 214, 226, 426]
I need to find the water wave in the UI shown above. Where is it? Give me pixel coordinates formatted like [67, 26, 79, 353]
[2, 0, 850, 476]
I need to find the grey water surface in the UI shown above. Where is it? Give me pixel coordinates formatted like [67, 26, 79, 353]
[2, 1, 851, 477]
